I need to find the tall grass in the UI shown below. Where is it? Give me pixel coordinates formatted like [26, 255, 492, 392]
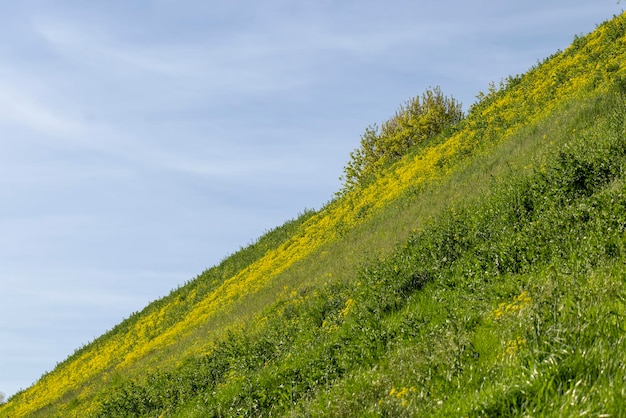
[88, 88, 626, 417]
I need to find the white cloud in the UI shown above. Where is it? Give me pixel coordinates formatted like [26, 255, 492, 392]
[0, 80, 84, 137]
[33, 19, 195, 77]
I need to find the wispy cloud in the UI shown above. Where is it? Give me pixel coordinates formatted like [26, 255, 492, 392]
[0, 79, 84, 137]
[33, 20, 196, 77]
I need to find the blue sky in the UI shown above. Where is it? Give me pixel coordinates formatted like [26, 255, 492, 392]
[0, 0, 622, 399]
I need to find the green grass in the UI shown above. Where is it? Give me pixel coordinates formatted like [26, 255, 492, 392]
[87, 90, 626, 417]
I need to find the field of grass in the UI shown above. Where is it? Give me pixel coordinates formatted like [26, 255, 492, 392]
[2, 11, 626, 418]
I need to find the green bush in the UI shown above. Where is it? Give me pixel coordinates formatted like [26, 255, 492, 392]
[340, 87, 463, 192]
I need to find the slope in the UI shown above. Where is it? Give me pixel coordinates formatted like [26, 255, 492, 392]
[2, 11, 626, 418]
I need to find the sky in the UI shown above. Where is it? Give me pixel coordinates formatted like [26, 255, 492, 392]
[0, 0, 622, 400]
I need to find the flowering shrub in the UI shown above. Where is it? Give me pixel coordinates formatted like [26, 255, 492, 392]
[341, 86, 463, 191]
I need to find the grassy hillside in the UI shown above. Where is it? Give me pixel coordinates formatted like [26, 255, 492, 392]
[2, 12, 626, 417]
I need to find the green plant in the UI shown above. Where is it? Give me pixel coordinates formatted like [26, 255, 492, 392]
[340, 86, 463, 192]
